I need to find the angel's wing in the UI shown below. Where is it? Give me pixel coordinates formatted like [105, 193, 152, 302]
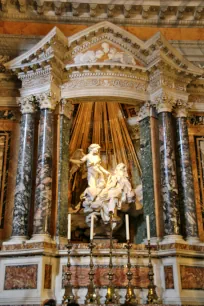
[70, 148, 85, 160]
[69, 148, 85, 180]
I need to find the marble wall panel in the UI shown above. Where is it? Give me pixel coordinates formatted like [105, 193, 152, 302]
[188, 124, 204, 241]
[0, 118, 20, 240]
[4, 264, 38, 290]
[62, 265, 149, 288]
[0, 132, 11, 229]
[180, 265, 204, 290]
[164, 265, 174, 289]
[44, 264, 52, 289]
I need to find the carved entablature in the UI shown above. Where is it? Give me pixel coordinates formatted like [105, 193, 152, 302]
[1, 1, 204, 28]
[3, 21, 204, 108]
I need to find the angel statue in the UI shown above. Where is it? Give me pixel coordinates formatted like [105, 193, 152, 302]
[70, 144, 110, 189]
[69, 144, 143, 237]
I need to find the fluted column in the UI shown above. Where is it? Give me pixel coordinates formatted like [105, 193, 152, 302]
[155, 93, 182, 240]
[56, 99, 74, 241]
[11, 96, 36, 241]
[174, 100, 198, 242]
[32, 91, 57, 240]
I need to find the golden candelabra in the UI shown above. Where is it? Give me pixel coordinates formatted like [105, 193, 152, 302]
[125, 240, 137, 305]
[146, 240, 161, 304]
[105, 211, 119, 304]
[63, 240, 76, 305]
[85, 239, 100, 304]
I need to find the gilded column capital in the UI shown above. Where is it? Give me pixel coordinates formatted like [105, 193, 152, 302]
[152, 92, 176, 113]
[137, 102, 151, 121]
[174, 99, 192, 118]
[36, 90, 58, 110]
[59, 99, 74, 119]
[17, 95, 37, 114]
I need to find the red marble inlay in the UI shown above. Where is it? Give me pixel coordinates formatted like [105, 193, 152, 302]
[44, 264, 52, 289]
[4, 264, 38, 290]
[180, 265, 204, 290]
[164, 265, 174, 289]
[62, 265, 149, 288]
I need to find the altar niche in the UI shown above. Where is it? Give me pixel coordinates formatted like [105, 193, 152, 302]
[68, 101, 143, 243]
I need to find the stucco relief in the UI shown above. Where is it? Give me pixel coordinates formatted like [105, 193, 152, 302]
[63, 78, 147, 92]
[72, 42, 137, 66]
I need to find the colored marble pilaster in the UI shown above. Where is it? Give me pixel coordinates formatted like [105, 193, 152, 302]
[33, 91, 57, 236]
[158, 112, 180, 236]
[175, 105, 198, 239]
[56, 100, 74, 239]
[135, 103, 157, 243]
[137, 116, 156, 243]
[12, 97, 36, 238]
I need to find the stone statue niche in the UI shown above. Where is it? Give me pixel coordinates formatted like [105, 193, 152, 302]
[69, 143, 143, 241]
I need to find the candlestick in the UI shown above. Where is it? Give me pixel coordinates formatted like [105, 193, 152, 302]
[146, 240, 162, 304]
[105, 211, 119, 304]
[125, 240, 137, 305]
[90, 214, 94, 240]
[85, 239, 100, 305]
[67, 214, 71, 240]
[146, 215, 150, 241]
[62, 240, 76, 305]
[125, 214, 130, 241]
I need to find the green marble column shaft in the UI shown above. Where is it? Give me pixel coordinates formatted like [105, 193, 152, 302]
[137, 116, 157, 243]
[56, 100, 73, 238]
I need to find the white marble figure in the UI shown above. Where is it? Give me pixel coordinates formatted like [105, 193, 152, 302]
[73, 42, 136, 66]
[70, 144, 141, 232]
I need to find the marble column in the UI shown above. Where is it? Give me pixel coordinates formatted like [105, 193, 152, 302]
[32, 91, 57, 240]
[56, 99, 74, 241]
[174, 101, 198, 242]
[136, 103, 157, 243]
[157, 96, 182, 240]
[11, 96, 36, 241]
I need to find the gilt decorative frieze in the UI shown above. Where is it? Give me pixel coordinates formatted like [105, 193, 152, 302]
[21, 73, 51, 90]
[63, 78, 147, 92]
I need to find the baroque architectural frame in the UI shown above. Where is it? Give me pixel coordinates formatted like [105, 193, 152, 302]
[3, 21, 204, 241]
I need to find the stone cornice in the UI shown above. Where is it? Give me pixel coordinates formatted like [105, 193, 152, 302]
[4, 27, 68, 77]
[0, 1, 204, 28]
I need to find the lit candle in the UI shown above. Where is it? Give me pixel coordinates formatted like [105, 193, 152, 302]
[146, 215, 150, 241]
[90, 214, 94, 240]
[125, 214, 130, 241]
[67, 214, 71, 240]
